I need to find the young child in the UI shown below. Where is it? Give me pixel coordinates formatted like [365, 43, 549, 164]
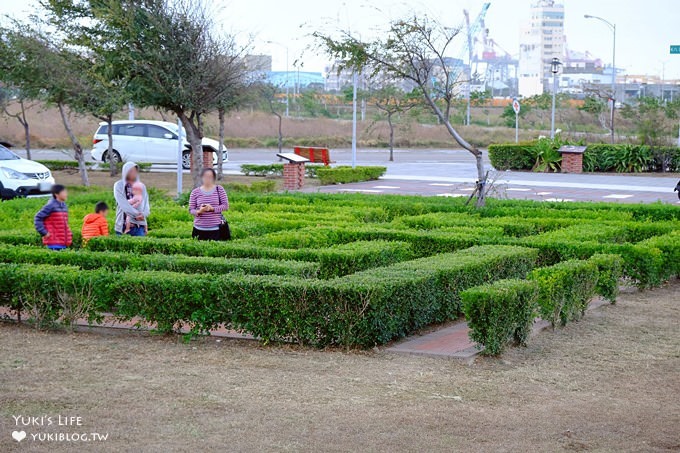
[34, 184, 73, 250]
[81, 201, 110, 245]
[124, 182, 148, 234]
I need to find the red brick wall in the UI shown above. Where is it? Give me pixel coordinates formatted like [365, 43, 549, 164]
[283, 163, 305, 190]
[561, 153, 583, 174]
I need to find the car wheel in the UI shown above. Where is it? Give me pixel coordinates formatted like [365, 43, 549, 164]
[182, 151, 192, 170]
[103, 150, 121, 165]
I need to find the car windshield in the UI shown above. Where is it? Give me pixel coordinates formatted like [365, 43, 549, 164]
[0, 146, 19, 160]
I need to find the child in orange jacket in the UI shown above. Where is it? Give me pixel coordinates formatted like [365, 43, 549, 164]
[81, 202, 109, 245]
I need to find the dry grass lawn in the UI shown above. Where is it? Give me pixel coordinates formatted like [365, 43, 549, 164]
[0, 282, 678, 452]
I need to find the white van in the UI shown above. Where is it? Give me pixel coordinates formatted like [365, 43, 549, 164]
[90, 120, 228, 169]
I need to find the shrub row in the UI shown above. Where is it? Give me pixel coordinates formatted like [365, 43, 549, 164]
[488, 143, 680, 173]
[462, 254, 623, 355]
[487, 142, 537, 170]
[0, 245, 537, 347]
[0, 244, 321, 278]
[315, 166, 387, 185]
[240, 164, 322, 178]
[86, 237, 413, 278]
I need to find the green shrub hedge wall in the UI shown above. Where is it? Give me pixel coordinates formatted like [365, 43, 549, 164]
[488, 143, 680, 173]
[0, 189, 676, 350]
[462, 279, 540, 355]
[315, 166, 387, 185]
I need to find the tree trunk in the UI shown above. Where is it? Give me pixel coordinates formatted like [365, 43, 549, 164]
[217, 108, 225, 181]
[107, 114, 117, 177]
[422, 92, 486, 207]
[387, 112, 395, 162]
[18, 100, 31, 160]
[58, 102, 89, 187]
[178, 111, 204, 188]
[276, 112, 283, 153]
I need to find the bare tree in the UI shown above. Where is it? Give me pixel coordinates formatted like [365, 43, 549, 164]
[258, 83, 286, 153]
[315, 15, 489, 206]
[0, 88, 36, 160]
[371, 84, 418, 162]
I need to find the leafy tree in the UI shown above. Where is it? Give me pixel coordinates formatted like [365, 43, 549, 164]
[0, 24, 90, 185]
[40, 0, 130, 176]
[501, 102, 530, 128]
[86, 0, 248, 186]
[315, 14, 489, 206]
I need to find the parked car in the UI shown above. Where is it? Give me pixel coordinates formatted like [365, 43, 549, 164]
[90, 120, 228, 169]
[0, 145, 55, 200]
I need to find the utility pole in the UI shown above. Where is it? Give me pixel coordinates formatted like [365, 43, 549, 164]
[351, 71, 358, 169]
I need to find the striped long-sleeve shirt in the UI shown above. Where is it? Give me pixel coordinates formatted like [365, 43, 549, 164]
[189, 185, 229, 230]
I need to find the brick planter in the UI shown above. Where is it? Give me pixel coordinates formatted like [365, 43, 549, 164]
[558, 145, 587, 174]
[283, 163, 305, 190]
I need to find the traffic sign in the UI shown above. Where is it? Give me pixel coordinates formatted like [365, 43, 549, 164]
[512, 99, 520, 114]
[671, 45, 680, 54]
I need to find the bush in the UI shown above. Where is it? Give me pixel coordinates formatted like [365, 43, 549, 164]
[587, 254, 624, 303]
[315, 166, 386, 185]
[461, 279, 540, 355]
[488, 142, 680, 173]
[528, 260, 599, 327]
[488, 142, 535, 170]
[37, 160, 94, 171]
[240, 164, 284, 176]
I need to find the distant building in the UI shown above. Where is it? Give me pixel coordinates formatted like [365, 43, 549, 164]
[243, 55, 273, 72]
[518, 0, 565, 97]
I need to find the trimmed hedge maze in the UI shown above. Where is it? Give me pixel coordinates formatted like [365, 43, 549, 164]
[0, 190, 678, 351]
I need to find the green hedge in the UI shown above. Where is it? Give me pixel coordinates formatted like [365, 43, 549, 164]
[528, 259, 599, 327]
[315, 166, 387, 185]
[0, 244, 321, 278]
[240, 163, 323, 178]
[488, 142, 535, 170]
[588, 253, 624, 303]
[461, 279, 539, 355]
[488, 143, 680, 173]
[0, 245, 537, 347]
[86, 237, 413, 278]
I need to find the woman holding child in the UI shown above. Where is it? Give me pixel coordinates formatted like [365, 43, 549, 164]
[189, 168, 229, 241]
[113, 162, 150, 236]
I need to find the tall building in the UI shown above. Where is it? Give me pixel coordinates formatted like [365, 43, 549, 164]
[518, 1, 565, 97]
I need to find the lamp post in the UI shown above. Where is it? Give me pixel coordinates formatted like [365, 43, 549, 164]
[550, 57, 561, 139]
[584, 14, 616, 143]
[267, 41, 289, 117]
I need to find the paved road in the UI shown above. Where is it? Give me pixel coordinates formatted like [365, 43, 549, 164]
[15, 148, 680, 204]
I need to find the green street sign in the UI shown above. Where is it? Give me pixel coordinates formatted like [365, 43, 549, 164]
[671, 45, 680, 54]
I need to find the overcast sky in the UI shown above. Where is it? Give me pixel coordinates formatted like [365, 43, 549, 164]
[2, 0, 679, 79]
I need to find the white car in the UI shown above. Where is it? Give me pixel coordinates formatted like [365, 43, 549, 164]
[90, 120, 228, 169]
[0, 145, 55, 200]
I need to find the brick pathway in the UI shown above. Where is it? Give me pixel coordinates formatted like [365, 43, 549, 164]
[386, 298, 608, 360]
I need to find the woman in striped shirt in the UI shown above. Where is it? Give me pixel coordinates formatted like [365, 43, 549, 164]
[189, 168, 229, 241]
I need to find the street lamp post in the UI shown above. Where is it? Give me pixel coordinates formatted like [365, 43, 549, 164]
[267, 41, 289, 117]
[550, 57, 561, 139]
[584, 14, 616, 143]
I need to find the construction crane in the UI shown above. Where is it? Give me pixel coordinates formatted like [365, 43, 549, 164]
[462, 3, 491, 126]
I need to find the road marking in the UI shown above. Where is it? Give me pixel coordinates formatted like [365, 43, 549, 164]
[338, 189, 383, 193]
[603, 194, 634, 199]
[436, 193, 466, 197]
[544, 198, 574, 202]
[506, 188, 531, 192]
[461, 188, 476, 191]
[429, 183, 454, 187]
[373, 185, 400, 189]
[536, 192, 552, 196]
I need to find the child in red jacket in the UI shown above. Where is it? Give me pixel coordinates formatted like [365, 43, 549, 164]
[34, 184, 73, 250]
